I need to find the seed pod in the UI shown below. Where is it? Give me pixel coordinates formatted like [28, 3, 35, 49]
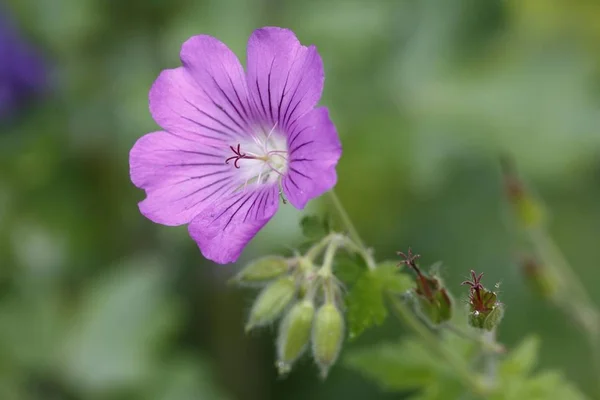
[312, 303, 344, 378]
[246, 276, 296, 331]
[276, 300, 315, 374]
[231, 256, 289, 285]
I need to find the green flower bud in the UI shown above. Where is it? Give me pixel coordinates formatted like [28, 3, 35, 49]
[312, 303, 344, 378]
[276, 300, 315, 375]
[246, 276, 296, 331]
[231, 256, 290, 285]
[463, 270, 504, 331]
[483, 303, 504, 331]
[521, 257, 558, 300]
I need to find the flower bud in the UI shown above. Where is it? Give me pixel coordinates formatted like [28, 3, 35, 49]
[521, 256, 558, 300]
[501, 158, 545, 228]
[463, 270, 504, 331]
[276, 300, 315, 375]
[413, 275, 453, 325]
[398, 249, 453, 325]
[312, 303, 344, 378]
[246, 276, 296, 331]
[231, 256, 290, 285]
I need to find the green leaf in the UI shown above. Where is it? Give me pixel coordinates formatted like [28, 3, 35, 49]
[344, 339, 437, 392]
[300, 215, 330, 241]
[346, 263, 414, 339]
[500, 336, 540, 378]
[377, 261, 415, 294]
[61, 257, 180, 392]
[332, 251, 364, 285]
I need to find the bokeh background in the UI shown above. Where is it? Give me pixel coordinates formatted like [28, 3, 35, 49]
[1, 0, 600, 398]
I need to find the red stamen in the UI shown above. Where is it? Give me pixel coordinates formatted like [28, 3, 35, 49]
[225, 144, 255, 168]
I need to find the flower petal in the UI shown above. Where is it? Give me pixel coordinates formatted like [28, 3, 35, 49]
[282, 107, 341, 209]
[150, 35, 252, 144]
[130, 131, 238, 226]
[188, 185, 279, 264]
[246, 27, 324, 131]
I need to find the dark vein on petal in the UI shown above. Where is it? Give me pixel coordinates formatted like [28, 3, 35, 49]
[227, 73, 251, 120]
[209, 75, 250, 129]
[212, 193, 248, 224]
[267, 58, 275, 123]
[287, 174, 300, 190]
[290, 158, 315, 162]
[256, 78, 268, 122]
[224, 192, 257, 229]
[290, 140, 314, 156]
[288, 126, 311, 149]
[244, 191, 265, 222]
[183, 99, 240, 137]
[175, 175, 231, 204]
[290, 167, 310, 179]
[254, 189, 270, 219]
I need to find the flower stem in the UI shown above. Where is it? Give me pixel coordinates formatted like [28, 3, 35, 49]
[388, 294, 487, 397]
[444, 323, 505, 354]
[327, 190, 376, 270]
[529, 228, 600, 395]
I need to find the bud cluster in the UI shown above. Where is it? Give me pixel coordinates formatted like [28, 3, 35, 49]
[462, 270, 504, 331]
[398, 249, 453, 325]
[232, 236, 347, 378]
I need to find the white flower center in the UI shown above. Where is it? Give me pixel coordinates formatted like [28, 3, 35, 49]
[227, 126, 288, 190]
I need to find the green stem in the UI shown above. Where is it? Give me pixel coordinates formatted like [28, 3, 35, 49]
[388, 294, 487, 397]
[529, 228, 600, 395]
[327, 190, 376, 270]
[444, 323, 505, 354]
[481, 329, 498, 391]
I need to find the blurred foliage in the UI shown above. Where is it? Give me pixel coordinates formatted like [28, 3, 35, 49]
[1, 0, 600, 399]
[345, 335, 587, 400]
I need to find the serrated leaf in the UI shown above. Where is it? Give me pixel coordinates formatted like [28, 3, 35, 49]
[346, 263, 414, 339]
[346, 270, 386, 340]
[377, 261, 415, 294]
[344, 339, 438, 392]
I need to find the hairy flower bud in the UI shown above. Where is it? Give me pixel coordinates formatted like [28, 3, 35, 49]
[246, 276, 296, 331]
[312, 302, 344, 378]
[231, 256, 290, 285]
[463, 270, 504, 331]
[276, 300, 315, 374]
[398, 249, 453, 325]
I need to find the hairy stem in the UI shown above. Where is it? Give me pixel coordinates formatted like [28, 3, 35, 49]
[388, 294, 487, 397]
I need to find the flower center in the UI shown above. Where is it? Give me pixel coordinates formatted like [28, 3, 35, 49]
[226, 126, 288, 189]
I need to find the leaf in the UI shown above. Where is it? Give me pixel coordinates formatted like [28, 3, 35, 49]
[344, 339, 438, 392]
[500, 336, 540, 378]
[300, 215, 330, 241]
[346, 263, 414, 339]
[146, 357, 229, 400]
[377, 261, 415, 294]
[332, 251, 364, 285]
[60, 257, 180, 392]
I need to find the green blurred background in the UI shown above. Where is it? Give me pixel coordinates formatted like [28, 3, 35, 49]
[1, 0, 600, 398]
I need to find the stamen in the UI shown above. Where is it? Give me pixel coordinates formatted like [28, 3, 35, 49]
[225, 143, 258, 168]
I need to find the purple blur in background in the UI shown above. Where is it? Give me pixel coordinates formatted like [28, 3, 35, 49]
[0, 8, 46, 121]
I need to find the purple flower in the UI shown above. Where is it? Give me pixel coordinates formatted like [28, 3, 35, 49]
[0, 10, 46, 120]
[130, 27, 342, 264]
